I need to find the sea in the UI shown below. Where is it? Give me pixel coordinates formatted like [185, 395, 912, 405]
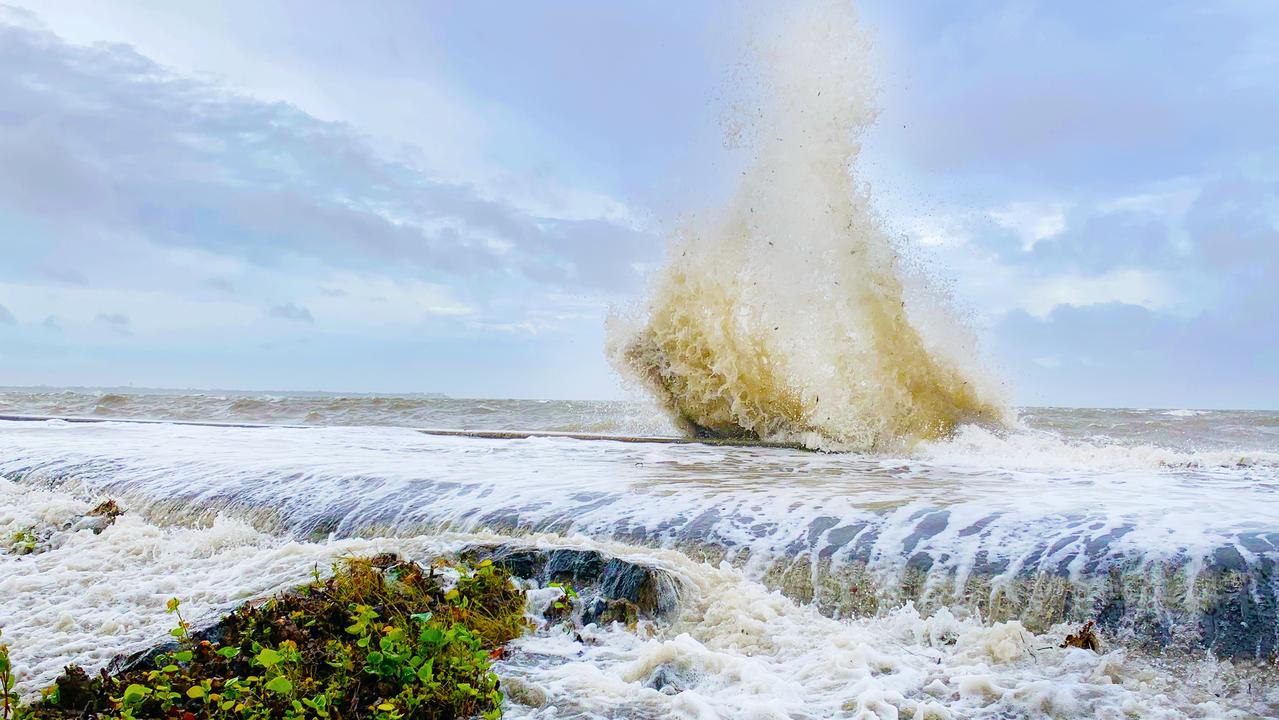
[1, 389, 1277, 718]
[4, 2, 1278, 718]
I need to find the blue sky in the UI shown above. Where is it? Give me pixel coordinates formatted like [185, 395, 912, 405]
[0, 1, 1277, 408]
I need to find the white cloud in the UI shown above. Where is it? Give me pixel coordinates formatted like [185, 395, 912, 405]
[1023, 269, 1175, 319]
[0, 15, 660, 345]
[988, 202, 1067, 250]
[306, 273, 476, 324]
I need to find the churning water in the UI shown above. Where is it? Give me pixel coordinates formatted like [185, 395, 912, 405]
[608, 0, 1004, 451]
[1, 391, 1278, 718]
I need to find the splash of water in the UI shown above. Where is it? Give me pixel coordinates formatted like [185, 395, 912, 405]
[610, 1, 1006, 450]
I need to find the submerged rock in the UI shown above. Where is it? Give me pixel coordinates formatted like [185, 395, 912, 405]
[460, 543, 681, 626]
[4, 498, 124, 556]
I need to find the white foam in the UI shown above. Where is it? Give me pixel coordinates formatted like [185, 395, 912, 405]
[2, 419, 1274, 631]
[4, 483, 1273, 718]
[918, 422, 1279, 471]
[0, 479, 417, 691]
[496, 537, 1277, 719]
[1163, 409, 1213, 418]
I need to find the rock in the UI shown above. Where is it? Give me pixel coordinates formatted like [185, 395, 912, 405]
[74, 499, 124, 535]
[643, 662, 691, 695]
[46, 664, 97, 713]
[501, 677, 549, 707]
[460, 544, 681, 625]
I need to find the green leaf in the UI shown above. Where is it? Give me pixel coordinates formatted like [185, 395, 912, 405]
[255, 648, 283, 667]
[173, 650, 194, 663]
[409, 612, 433, 623]
[186, 686, 206, 699]
[265, 676, 293, 695]
[216, 646, 241, 659]
[122, 684, 151, 703]
[415, 658, 434, 683]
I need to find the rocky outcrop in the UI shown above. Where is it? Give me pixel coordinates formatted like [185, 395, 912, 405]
[459, 544, 681, 626]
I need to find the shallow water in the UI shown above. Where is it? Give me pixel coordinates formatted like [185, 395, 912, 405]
[1, 391, 1278, 717]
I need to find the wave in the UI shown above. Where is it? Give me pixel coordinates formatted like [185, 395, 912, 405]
[917, 422, 1279, 471]
[609, 0, 1006, 451]
[4, 480, 1273, 716]
[1162, 408, 1213, 417]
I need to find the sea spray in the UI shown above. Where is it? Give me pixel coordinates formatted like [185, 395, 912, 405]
[609, 0, 1006, 450]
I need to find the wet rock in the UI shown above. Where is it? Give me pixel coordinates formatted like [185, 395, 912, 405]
[582, 597, 641, 626]
[643, 663, 691, 695]
[502, 676, 549, 707]
[44, 665, 96, 714]
[4, 499, 125, 556]
[461, 543, 680, 625]
[109, 639, 185, 676]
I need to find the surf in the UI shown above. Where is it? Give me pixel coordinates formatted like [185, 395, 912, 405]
[609, 0, 1006, 451]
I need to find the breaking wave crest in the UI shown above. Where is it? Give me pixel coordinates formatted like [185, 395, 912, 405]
[917, 422, 1279, 471]
[609, 0, 1006, 451]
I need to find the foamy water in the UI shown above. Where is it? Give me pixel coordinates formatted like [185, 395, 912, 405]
[2, 473, 1275, 719]
[1, 394, 1278, 717]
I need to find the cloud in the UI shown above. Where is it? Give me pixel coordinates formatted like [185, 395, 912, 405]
[94, 312, 132, 335]
[880, 3, 1279, 189]
[988, 202, 1066, 250]
[39, 267, 89, 285]
[0, 302, 15, 325]
[994, 303, 1279, 408]
[267, 303, 314, 323]
[0, 15, 658, 301]
[1022, 269, 1175, 320]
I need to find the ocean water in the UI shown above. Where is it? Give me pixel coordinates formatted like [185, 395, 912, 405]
[2, 390, 1278, 718]
[3, 3, 1278, 718]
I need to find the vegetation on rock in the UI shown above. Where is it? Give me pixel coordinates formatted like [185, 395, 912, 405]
[3, 554, 528, 720]
[4, 499, 125, 557]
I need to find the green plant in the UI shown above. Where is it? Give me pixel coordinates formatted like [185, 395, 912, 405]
[26, 555, 527, 719]
[8, 529, 36, 555]
[1, 629, 18, 720]
[548, 582, 579, 612]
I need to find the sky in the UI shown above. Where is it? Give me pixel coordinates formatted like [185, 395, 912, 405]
[0, 1, 1277, 408]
